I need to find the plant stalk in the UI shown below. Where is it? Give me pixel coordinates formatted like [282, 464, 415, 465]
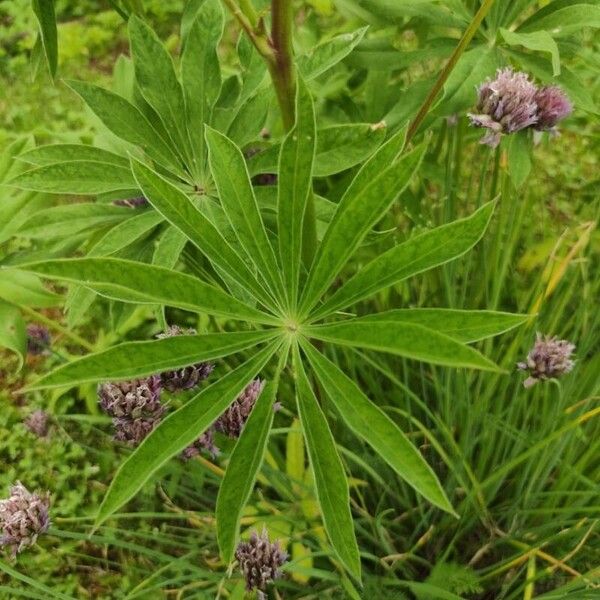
[406, 0, 497, 144]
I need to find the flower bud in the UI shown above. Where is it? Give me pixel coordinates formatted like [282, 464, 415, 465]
[534, 85, 572, 131]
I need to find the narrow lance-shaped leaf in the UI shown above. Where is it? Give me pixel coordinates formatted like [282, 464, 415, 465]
[0, 270, 61, 308]
[216, 344, 289, 562]
[27, 330, 278, 390]
[293, 345, 361, 580]
[206, 127, 284, 304]
[14, 258, 278, 325]
[299, 127, 417, 318]
[311, 202, 495, 319]
[66, 80, 183, 174]
[182, 0, 224, 180]
[18, 144, 129, 168]
[95, 341, 280, 527]
[305, 319, 502, 372]
[129, 16, 193, 165]
[32, 0, 57, 77]
[130, 157, 278, 311]
[302, 342, 456, 515]
[277, 77, 316, 311]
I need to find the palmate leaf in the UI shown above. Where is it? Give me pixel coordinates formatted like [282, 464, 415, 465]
[26, 330, 278, 390]
[311, 202, 495, 319]
[95, 341, 280, 527]
[277, 77, 316, 312]
[301, 342, 455, 515]
[293, 345, 361, 580]
[13, 258, 278, 325]
[130, 157, 278, 311]
[206, 127, 284, 303]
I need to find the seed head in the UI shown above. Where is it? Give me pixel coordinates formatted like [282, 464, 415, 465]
[24, 410, 50, 438]
[518, 333, 575, 388]
[157, 326, 215, 392]
[468, 68, 539, 147]
[534, 85, 572, 131]
[26, 324, 51, 355]
[0, 482, 50, 558]
[235, 528, 287, 597]
[214, 379, 264, 438]
[113, 196, 149, 208]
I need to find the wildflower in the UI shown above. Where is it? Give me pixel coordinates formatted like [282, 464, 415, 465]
[24, 410, 50, 438]
[157, 326, 215, 392]
[518, 334, 575, 388]
[0, 482, 50, 558]
[534, 85, 572, 132]
[181, 428, 219, 460]
[26, 324, 51, 355]
[214, 379, 264, 438]
[468, 68, 539, 147]
[113, 196, 149, 208]
[235, 528, 287, 598]
[98, 376, 165, 446]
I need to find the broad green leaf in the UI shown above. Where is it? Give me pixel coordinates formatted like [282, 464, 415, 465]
[508, 131, 532, 189]
[0, 270, 60, 308]
[18, 144, 129, 168]
[500, 28, 560, 76]
[17, 204, 132, 239]
[66, 80, 183, 173]
[130, 157, 277, 310]
[299, 129, 418, 317]
[293, 345, 361, 580]
[305, 320, 501, 371]
[8, 161, 137, 195]
[129, 16, 192, 164]
[95, 341, 279, 527]
[0, 302, 26, 370]
[350, 309, 529, 343]
[15, 258, 278, 324]
[312, 202, 495, 318]
[28, 330, 278, 390]
[519, 4, 600, 36]
[216, 350, 286, 562]
[298, 27, 368, 80]
[302, 342, 455, 515]
[31, 0, 57, 77]
[248, 123, 386, 178]
[205, 127, 284, 303]
[278, 78, 316, 311]
[181, 0, 224, 180]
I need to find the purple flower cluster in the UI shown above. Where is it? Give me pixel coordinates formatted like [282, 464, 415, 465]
[235, 528, 288, 598]
[26, 324, 51, 355]
[0, 482, 50, 558]
[468, 68, 572, 147]
[518, 334, 576, 388]
[24, 410, 50, 438]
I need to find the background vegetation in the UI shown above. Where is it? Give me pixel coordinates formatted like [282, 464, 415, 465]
[0, 0, 598, 598]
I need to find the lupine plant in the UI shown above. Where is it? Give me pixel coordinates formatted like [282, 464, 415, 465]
[1, 0, 597, 595]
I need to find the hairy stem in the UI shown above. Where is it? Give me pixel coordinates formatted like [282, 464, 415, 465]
[406, 0, 497, 144]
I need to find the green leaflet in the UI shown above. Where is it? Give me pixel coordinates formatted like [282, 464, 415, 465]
[14, 258, 278, 325]
[348, 309, 530, 343]
[508, 132, 532, 189]
[181, 0, 224, 180]
[8, 161, 137, 195]
[95, 341, 280, 528]
[305, 320, 502, 372]
[277, 78, 316, 312]
[130, 157, 277, 311]
[216, 345, 288, 563]
[0, 301, 26, 371]
[0, 270, 61, 308]
[500, 29, 560, 77]
[18, 144, 129, 168]
[299, 129, 418, 317]
[205, 127, 284, 303]
[17, 204, 133, 239]
[293, 345, 361, 581]
[27, 330, 278, 390]
[302, 342, 456, 515]
[31, 0, 57, 77]
[312, 202, 495, 319]
[66, 80, 183, 173]
[519, 3, 600, 36]
[129, 16, 192, 164]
